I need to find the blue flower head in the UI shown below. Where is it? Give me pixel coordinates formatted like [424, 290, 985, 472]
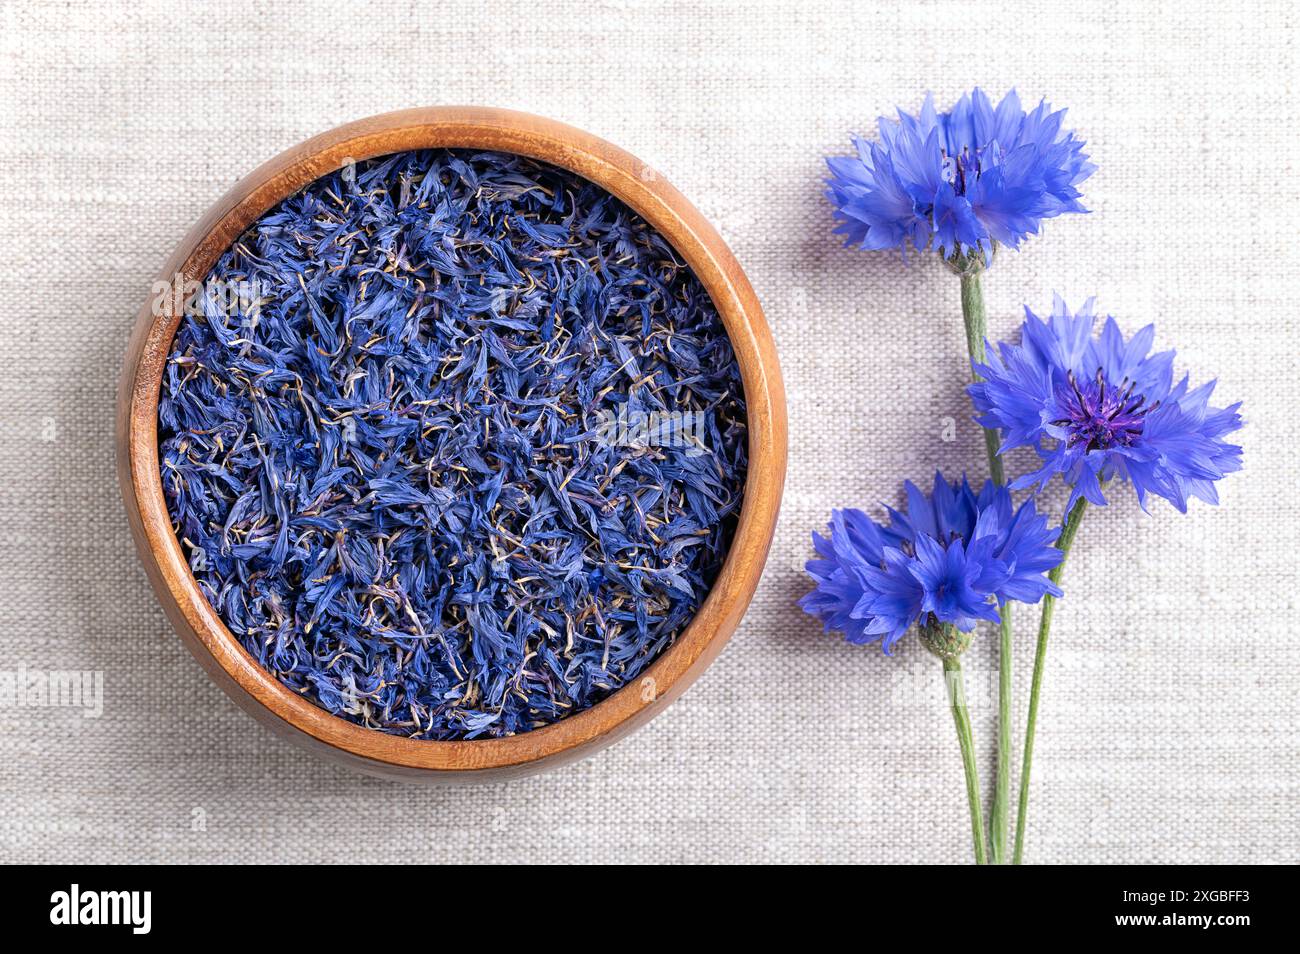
[825, 88, 1095, 261]
[799, 473, 1064, 653]
[968, 296, 1244, 512]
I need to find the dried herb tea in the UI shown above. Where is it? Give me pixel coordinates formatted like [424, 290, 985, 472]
[158, 149, 748, 739]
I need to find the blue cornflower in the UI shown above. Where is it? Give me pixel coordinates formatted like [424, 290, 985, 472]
[825, 88, 1095, 260]
[969, 295, 1244, 511]
[799, 474, 1063, 653]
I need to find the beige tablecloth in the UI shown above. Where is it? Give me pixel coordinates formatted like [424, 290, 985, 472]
[1, 0, 1295, 863]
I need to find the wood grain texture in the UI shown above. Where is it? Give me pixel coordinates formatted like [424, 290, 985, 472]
[117, 107, 787, 781]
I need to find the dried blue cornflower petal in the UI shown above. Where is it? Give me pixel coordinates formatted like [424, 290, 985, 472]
[160, 149, 747, 740]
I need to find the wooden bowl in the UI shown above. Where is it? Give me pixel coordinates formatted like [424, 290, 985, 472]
[117, 107, 786, 781]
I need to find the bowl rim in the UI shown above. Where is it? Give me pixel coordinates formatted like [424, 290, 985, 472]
[117, 106, 786, 779]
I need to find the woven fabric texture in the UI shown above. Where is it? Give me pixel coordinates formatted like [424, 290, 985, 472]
[0, 0, 1296, 864]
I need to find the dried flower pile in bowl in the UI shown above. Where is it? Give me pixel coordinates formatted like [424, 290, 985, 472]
[158, 148, 747, 740]
[118, 108, 785, 779]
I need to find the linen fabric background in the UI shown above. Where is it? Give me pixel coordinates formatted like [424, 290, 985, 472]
[1, 0, 1295, 864]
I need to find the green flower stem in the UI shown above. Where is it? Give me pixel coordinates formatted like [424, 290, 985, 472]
[958, 265, 1005, 485]
[955, 257, 1011, 864]
[990, 613, 1012, 864]
[1013, 496, 1090, 864]
[943, 653, 988, 865]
